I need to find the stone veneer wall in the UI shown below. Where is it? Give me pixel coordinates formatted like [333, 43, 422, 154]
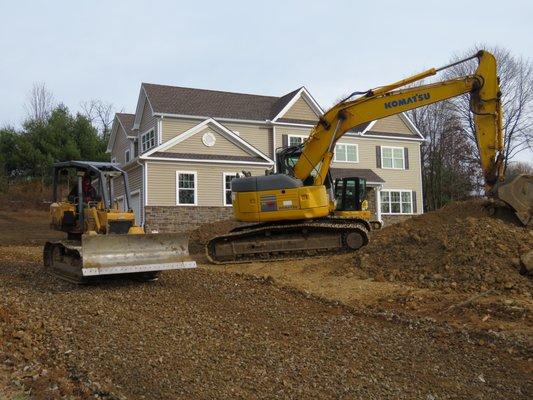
[382, 214, 411, 226]
[145, 203, 415, 233]
[145, 206, 234, 233]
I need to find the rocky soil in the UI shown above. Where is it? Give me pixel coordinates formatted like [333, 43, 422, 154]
[0, 205, 532, 399]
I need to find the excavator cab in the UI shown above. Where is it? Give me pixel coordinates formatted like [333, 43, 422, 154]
[334, 177, 366, 211]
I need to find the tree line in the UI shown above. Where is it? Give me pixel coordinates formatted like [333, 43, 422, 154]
[0, 83, 114, 192]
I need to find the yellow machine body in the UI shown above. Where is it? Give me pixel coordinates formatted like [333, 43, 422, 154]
[232, 185, 330, 222]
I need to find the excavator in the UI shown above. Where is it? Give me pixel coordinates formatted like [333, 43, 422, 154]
[44, 161, 196, 283]
[207, 50, 532, 264]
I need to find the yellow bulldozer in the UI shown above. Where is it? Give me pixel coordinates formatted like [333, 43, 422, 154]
[207, 50, 532, 264]
[44, 161, 196, 283]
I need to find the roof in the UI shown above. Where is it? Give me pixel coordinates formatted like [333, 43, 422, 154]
[142, 83, 308, 121]
[152, 152, 267, 163]
[115, 113, 135, 135]
[330, 168, 385, 183]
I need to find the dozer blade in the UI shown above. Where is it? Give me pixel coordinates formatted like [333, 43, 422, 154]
[81, 233, 196, 277]
[495, 174, 533, 226]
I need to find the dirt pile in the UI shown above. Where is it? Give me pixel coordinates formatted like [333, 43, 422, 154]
[350, 200, 532, 293]
[188, 219, 242, 254]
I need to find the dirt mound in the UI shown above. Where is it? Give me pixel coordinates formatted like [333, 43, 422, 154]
[188, 219, 242, 254]
[348, 200, 532, 293]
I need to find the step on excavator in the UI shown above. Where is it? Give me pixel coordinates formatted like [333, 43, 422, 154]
[207, 50, 532, 264]
[44, 161, 196, 283]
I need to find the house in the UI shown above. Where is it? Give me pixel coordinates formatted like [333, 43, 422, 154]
[107, 83, 425, 232]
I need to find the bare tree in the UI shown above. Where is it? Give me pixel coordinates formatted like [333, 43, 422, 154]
[505, 160, 533, 177]
[24, 82, 55, 123]
[80, 99, 115, 140]
[443, 45, 533, 172]
[407, 99, 478, 211]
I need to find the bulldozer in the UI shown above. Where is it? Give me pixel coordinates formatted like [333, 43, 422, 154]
[44, 161, 196, 283]
[207, 50, 532, 264]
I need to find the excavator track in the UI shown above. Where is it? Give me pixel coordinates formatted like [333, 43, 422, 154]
[206, 218, 370, 264]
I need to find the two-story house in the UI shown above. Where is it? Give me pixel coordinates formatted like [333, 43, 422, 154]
[107, 83, 425, 232]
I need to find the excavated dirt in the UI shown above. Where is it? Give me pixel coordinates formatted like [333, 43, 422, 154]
[349, 200, 532, 294]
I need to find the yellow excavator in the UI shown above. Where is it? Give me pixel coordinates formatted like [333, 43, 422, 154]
[207, 50, 532, 263]
[44, 161, 196, 283]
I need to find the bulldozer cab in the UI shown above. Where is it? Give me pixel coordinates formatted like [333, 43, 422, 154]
[53, 161, 130, 211]
[334, 177, 367, 211]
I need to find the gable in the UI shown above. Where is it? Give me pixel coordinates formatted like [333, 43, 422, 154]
[164, 126, 251, 157]
[371, 115, 414, 135]
[282, 96, 319, 121]
[139, 99, 156, 133]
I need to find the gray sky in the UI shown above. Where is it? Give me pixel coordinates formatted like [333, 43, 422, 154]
[1, 0, 531, 161]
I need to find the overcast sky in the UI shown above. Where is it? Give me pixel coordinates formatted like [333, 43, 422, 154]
[1, 0, 531, 161]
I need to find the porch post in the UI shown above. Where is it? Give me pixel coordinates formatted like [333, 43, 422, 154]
[375, 185, 383, 222]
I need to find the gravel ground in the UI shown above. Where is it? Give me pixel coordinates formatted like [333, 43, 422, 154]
[1, 245, 532, 399]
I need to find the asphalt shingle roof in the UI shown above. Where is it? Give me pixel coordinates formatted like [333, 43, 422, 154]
[115, 113, 135, 135]
[142, 83, 305, 121]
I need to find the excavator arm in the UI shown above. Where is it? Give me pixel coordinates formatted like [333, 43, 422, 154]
[293, 51, 504, 194]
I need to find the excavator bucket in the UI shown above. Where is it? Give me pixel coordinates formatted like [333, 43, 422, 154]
[495, 174, 533, 226]
[44, 233, 196, 283]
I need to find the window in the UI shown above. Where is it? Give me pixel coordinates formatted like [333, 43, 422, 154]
[334, 143, 358, 163]
[382, 146, 405, 169]
[176, 171, 197, 205]
[380, 190, 412, 214]
[124, 149, 131, 163]
[223, 173, 238, 206]
[111, 157, 116, 164]
[141, 130, 156, 153]
[288, 135, 307, 146]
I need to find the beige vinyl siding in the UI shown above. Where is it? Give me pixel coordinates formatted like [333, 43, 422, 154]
[334, 136, 423, 213]
[139, 100, 157, 135]
[221, 122, 272, 157]
[146, 162, 267, 206]
[111, 125, 132, 165]
[372, 115, 412, 135]
[161, 118, 200, 143]
[283, 96, 319, 121]
[164, 127, 251, 157]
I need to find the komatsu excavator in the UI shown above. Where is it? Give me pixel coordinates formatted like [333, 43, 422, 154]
[207, 50, 532, 264]
[44, 161, 196, 283]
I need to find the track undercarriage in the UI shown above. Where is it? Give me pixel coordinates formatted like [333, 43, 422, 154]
[206, 217, 370, 264]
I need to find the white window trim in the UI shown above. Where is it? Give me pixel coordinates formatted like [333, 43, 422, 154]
[124, 149, 131, 163]
[140, 129, 156, 153]
[288, 134, 308, 146]
[381, 146, 405, 170]
[334, 143, 359, 163]
[176, 171, 198, 206]
[380, 189, 413, 215]
[222, 172, 238, 207]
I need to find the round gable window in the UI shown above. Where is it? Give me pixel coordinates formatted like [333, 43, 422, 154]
[202, 132, 216, 147]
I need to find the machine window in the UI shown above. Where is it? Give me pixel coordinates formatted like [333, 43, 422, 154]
[223, 173, 237, 206]
[334, 143, 358, 163]
[380, 190, 412, 214]
[381, 146, 404, 169]
[176, 172, 197, 205]
[141, 130, 156, 153]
